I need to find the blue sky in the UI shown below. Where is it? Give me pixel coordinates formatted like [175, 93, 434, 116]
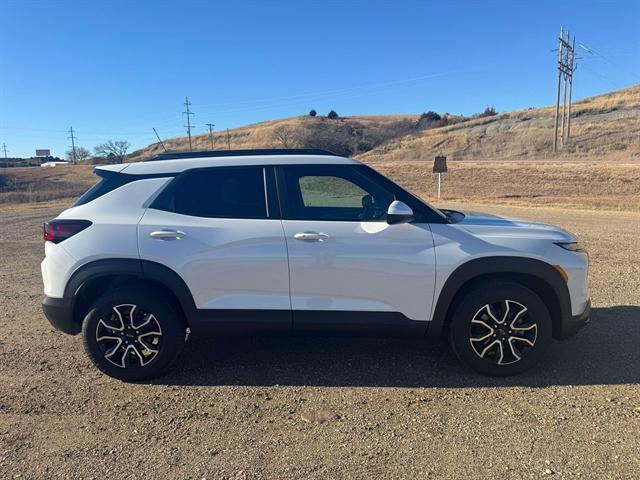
[1, 0, 638, 158]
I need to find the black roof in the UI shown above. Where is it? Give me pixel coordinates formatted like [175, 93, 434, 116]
[146, 148, 340, 162]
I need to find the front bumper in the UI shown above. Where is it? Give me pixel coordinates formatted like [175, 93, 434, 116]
[557, 299, 590, 339]
[42, 296, 80, 335]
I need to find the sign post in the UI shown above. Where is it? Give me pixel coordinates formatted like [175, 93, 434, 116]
[433, 155, 447, 200]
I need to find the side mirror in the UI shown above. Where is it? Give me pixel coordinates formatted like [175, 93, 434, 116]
[386, 200, 414, 225]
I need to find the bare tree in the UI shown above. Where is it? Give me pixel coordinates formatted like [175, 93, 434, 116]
[273, 125, 298, 148]
[94, 140, 130, 164]
[65, 146, 91, 163]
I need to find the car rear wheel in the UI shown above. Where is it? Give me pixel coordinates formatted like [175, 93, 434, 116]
[448, 281, 552, 376]
[81, 286, 186, 381]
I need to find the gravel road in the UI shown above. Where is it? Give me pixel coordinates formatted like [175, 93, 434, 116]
[1, 201, 638, 479]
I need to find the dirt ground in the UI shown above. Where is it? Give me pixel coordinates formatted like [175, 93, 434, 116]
[1, 199, 639, 479]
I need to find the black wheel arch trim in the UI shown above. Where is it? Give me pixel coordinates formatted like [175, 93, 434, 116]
[426, 256, 572, 340]
[61, 258, 198, 333]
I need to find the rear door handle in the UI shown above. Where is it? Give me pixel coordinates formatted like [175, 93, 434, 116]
[293, 231, 330, 241]
[150, 229, 185, 240]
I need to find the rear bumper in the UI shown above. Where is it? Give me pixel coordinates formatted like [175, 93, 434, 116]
[558, 299, 590, 340]
[42, 296, 80, 335]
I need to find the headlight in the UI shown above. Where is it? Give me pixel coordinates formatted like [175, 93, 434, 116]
[555, 241, 585, 253]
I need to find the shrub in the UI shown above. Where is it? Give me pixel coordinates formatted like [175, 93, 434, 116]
[309, 109, 317, 117]
[416, 111, 448, 129]
[327, 110, 339, 119]
[477, 106, 498, 118]
[419, 111, 441, 122]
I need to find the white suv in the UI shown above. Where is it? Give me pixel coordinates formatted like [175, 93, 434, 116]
[41, 149, 590, 381]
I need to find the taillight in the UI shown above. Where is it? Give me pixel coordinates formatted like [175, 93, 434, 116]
[44, 220, 92, 244]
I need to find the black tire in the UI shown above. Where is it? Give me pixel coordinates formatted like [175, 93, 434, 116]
[81, 285, 186, 381]
[448, 281, 552, 376]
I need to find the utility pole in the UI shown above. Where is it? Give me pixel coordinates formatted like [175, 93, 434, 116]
[183, 97, 195, 151]
[2, 143, 7, 159]
[553, 26, 577, 153]
[226, 128, 231, 150]
[567, 35, 576, 139]
[68, 126, 77, 163]
[205, 123, 215, 149]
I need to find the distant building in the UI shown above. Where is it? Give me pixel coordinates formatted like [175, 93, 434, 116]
[40, 161, 70, 168]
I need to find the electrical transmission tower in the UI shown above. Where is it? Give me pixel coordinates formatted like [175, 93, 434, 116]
[553, 26, 577, 153]
[205, 123, 215, 149]
[183, 97, 195, 151]
[68, 126, 78, 163]
[2, 143, 8, 159]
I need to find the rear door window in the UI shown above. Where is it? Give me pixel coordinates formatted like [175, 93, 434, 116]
[156, 166, 268, 219]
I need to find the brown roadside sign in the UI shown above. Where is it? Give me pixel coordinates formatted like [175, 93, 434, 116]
[433, 155, 447, 173]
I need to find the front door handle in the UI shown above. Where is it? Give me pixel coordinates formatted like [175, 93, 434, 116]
[293, 231, 329, 241]
[150, 229, 185, 240]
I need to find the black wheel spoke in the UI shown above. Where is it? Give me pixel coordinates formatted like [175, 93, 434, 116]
[95, 303, 163, 369]
[469, 300, 537, 366]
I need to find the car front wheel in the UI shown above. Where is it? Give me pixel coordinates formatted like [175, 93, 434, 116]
[448, 281, 552, 376]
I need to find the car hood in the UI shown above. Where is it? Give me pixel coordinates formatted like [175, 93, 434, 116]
[451, 210, 574, 242]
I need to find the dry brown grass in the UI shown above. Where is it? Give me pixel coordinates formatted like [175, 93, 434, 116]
[129, 84, 640, 165]
[0, 166, 95, 204]
[359, 84, 640, 164]
[376, 160, 640, 211]
[128, 114, 419, 161]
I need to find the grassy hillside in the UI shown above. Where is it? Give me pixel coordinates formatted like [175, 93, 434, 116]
[128, 114, 420, 161]
[128, 84, 640, 163]
[360, 84, 640, 163]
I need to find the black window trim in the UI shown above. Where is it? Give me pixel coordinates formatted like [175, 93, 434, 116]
[264, 166, 281, 219]
[145, 163, 447, 224]
[149, 165, 278, 220]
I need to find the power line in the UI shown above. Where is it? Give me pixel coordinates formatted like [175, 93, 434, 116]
[205, 123, 215, 149]
[182, 97, 195, 152]
[578, 43, 640, 81]
[579, 63, 619, 88]
[68, 126, 77, 163]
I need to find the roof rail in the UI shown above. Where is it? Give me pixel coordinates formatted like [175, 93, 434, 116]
[146, 148, 341, 161]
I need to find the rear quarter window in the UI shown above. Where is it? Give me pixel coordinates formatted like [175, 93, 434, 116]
[73, 170, 175, 207]
[151, 166, 268, 219]
[72, 173, 127, 206]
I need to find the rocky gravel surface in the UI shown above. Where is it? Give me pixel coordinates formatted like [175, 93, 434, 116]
[1, 201, 638, 479]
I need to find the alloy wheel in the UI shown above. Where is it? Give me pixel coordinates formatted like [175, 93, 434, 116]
[469, 300, 537, 365]
[95, 304, 163, 368]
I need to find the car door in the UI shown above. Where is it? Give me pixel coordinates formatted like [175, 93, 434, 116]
[138, 166, 291, 327]
[276, 164, 437, 331]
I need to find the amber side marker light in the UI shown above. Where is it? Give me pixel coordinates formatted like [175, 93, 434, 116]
[553, 265, 569, 284]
